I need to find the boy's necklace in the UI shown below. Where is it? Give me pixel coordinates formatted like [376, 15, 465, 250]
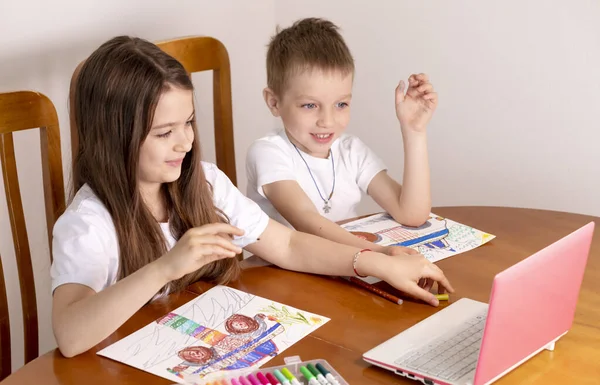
[292, 143, 336, 214]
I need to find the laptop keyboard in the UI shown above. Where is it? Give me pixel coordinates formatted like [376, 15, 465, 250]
[394, 310, 487, 382]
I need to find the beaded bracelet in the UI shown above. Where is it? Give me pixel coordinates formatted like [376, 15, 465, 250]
[352, 248, 371, 277]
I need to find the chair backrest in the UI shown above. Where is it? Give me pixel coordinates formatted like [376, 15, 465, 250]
[69, 36, 237, 185]
[0, 91, 65, 380]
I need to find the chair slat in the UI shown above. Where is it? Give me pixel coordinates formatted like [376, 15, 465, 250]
[0, 91, 65, 378]
[0, 132, 39, 365]
[0, 255, 11, 380]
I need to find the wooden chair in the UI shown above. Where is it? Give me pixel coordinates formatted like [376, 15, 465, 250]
[69, 36, 237, 185]
[0, 91, 65, 380]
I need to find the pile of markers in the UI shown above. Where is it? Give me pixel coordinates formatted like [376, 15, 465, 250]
[191, 360, 348, 385]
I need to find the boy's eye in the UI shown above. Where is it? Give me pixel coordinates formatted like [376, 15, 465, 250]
[186, 119, 195, 126]
[157, 130, 172, 138]
[336, 102, 349, 108]
[301, 103, 317, 109]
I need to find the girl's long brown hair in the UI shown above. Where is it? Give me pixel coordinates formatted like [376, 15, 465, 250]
[71, 36, 239, 293]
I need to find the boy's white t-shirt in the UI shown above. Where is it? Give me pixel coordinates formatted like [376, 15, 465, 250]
[50, 162, 269, 294]
[246, 129, 386, 227]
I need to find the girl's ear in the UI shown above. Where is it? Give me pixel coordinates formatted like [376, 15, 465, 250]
[263, 88, 281, 117]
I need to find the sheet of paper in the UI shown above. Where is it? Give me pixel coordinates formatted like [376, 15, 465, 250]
[97, 285, 329, 383]
[342, 212, 495, 266]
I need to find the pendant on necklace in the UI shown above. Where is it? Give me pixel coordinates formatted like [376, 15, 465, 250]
[323, 201, 331, 214]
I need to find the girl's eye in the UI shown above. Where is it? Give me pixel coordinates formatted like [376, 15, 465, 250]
[336, 102, 349, 108]
[186, 119, 195, 126]
[301, 103, 317, 109]
[157, 131, 172, 138]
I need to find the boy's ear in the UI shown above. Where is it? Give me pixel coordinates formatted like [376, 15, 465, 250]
[263, 88, 281, 117]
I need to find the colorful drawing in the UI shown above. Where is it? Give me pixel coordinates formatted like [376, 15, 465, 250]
[96, 286, 329, 383]
[342, 213, 495, 264]
[349, 231, 383, 243]
[259, 304, 325, 327]
[161, 312, 284, 378]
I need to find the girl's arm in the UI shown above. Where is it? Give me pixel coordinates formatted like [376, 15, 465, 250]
[52, 223, 244, 357]
[52, 261, 168, 357]
[245, 219, 453, 306]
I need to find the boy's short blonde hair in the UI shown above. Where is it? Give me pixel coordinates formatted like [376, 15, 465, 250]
[266, 18, 355, 97]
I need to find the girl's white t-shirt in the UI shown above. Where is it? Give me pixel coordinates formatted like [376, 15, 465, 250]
[50, 162, 269, 294]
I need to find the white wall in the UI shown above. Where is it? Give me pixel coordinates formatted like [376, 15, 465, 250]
[1, 0, 599, 375]
[275, 0, 600, 217]
[0, 0, 276, 372]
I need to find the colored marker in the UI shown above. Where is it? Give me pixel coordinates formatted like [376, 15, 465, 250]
[273, 369, 291, 385]
[231, 379, 242, 385]
[239, 376, 252, 385]
[307, 363, 330, 385]
[281, 367, 302, 385]
[435, 293, 449, 301]
[266, 372, 281, 385]
[257, 372, 272, 385]
[316, 363, 340, 385]
[247, 373, 261, 385]
[299, 365, 320, 385]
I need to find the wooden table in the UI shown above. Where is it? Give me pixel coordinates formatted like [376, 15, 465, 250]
[2, 207, 599, 384]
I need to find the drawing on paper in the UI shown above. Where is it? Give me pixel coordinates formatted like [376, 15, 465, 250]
[349, 231, 383, 244]
[259, 304, 325, 327]
[163, 312, 284, 378]
[343, 213, 495, 264]
[350, 214, 452, 250]
[96, 286, 329, 383]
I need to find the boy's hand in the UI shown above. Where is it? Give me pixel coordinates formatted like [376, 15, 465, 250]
[395, 73, 438, 133]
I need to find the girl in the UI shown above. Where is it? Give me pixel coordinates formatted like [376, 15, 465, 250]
[51, 36, 453, 358]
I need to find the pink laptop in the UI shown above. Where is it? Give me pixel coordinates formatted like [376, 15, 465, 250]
[363, 221, 595, 385]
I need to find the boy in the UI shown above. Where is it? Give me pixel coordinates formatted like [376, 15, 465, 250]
[246, 18, 437, 256]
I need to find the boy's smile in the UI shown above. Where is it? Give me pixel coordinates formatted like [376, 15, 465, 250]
[265, 69, 353, 158]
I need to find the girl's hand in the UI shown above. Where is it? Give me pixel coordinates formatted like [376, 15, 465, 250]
[383, 245, 420, 256]
[157, 223, 245, 282]
[372, 252, 454, 306]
